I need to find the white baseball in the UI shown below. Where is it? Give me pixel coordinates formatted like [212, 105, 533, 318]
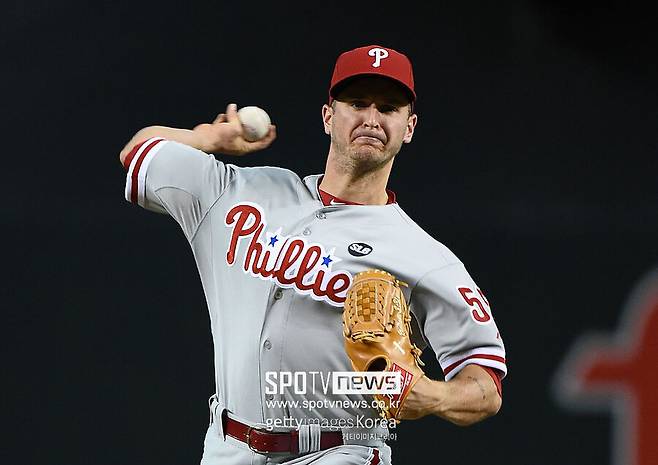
[237, 106, 271, 142]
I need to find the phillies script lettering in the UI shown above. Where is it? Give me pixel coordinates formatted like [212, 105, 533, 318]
[224, 203, 352, 306]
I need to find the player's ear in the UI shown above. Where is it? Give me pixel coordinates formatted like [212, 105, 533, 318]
[322, 103, 333, 135]
[403, 112, 417, 144]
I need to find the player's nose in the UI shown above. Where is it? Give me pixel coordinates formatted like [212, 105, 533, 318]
[363, 103, 382, 128]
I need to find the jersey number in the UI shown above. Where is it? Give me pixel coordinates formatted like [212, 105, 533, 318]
[457, 287, 491, 323]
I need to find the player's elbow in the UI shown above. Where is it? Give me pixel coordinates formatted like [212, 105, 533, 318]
[119, 138, 139, 166]
[119, 146, 131, 166]
[478, 392, 503, 421]
[450, 395, 502, 427]
[487, 392, 502, 417]
[477, 391, 502, 422]
[119, 127, 155, 166]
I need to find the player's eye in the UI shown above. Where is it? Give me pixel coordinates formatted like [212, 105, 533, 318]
[379, 105, 398, 113]
[351, 101, 369, 109]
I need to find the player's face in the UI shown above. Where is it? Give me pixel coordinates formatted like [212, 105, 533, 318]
[323, 77, 417, 171]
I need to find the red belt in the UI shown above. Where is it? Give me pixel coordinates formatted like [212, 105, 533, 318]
[222, 412, 343, 454]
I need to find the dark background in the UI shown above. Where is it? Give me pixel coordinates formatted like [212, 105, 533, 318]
[4, 1, 657, 464]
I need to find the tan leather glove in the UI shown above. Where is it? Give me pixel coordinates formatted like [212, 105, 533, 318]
[343, 269, 425, 422]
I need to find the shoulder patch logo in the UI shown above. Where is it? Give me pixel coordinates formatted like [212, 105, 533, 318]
[348, 242, 373, 257]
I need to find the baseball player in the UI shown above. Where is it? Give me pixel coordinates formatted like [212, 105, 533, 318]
[119, 45, 506, 465]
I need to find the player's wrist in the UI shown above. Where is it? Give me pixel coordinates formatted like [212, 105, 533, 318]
[191, 124, 217, 152]
[425, 378, 447, 417]
[420, 378, 453, 419]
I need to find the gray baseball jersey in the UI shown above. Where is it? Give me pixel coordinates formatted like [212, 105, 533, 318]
[123, 137, 507, 464]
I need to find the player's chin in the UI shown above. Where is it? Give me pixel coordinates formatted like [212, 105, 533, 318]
[351, 150, 389, 168]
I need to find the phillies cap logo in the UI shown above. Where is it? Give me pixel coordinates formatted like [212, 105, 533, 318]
[368, 47, 389, 68]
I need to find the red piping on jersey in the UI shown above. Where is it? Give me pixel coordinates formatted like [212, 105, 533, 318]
[122, 138, 149, 170]
[125, 138, 163, 204]
[318, 188, 396, 206]
[443, 354, 506, 377]
[369, 448, 380, 465]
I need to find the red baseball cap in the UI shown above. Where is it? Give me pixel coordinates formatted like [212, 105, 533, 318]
[328, 45, 416, 104]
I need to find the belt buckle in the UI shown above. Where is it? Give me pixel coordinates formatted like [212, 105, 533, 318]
[245, 426, 273, 454]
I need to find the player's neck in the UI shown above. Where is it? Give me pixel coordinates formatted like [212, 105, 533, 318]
[321, 157, 393, 205]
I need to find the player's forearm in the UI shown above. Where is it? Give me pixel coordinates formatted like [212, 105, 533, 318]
[119, 104, 276, 165]
[400, 365, 501, 424]
[119, 126, 210, 163]
[432, 365, 502, 426]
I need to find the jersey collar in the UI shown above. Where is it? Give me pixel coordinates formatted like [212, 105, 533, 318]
[313, 175, 397, 206]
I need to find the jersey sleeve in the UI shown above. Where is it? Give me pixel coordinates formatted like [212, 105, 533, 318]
[409, 262, 507, 381]
[122, 137, 235, 240]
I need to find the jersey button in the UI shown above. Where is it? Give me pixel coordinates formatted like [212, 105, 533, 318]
[316, 212, 327, 220]
[274, 289, 284, 300]
[266, 394, 274, 401]
[264, 340, 272, 350]
[302, 228, 311, 236]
